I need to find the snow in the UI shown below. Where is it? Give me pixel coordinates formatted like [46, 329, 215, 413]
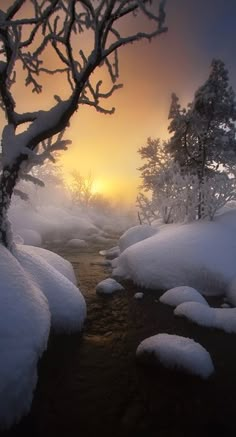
[113, 211, 236, 295]
[174, 302, 236, 333]
[17, 228, 42, 246]
[99, 245, 120, 259]
[160, 286, 209, 308]
[0, 245, 50, 428]
[67, 238, 88, 248]
[9, 204, 99, 244]
[96, 278, 124, 295]
[136, 333, 214, 379]
[134, 292, 144, 299]
[20, 245, 77, 285]
[118, 224, 158, 253]
[0, 237, 86, 428]
[15, 245, 86, 333]
[226, 278, 236, 307]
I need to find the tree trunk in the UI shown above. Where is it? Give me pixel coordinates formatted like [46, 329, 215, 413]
[0, 156, 25, 249]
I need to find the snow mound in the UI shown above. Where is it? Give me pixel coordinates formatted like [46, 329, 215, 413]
[99, 246, 120, 259]
[134, 292, 144, 299]
[119, 224, 158, 253]
[136, 333, 214, 379]
[18, 229, 42, 246]
[226, 278, 236, 307]
[0, 246, 50, 429]
[16, 246, 86, 333]
[96, 278, 124, 295]
[67, 238, 88, 248]
[160, 286, 209, 308]
[114, 216, 236, 295]
[174, 302, 236, 333]
[20, 245, 77, 285]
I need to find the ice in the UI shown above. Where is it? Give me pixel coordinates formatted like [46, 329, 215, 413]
[136, 333, 214, 379]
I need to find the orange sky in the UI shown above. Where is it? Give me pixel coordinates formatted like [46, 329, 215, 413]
[1, 1, 236, 206]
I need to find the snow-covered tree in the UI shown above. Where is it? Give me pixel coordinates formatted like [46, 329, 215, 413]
[137, 134, 236, 224]
[0, 0, 167, 248]
[69, 170, 94, 207]
[167, 59, 236, 218]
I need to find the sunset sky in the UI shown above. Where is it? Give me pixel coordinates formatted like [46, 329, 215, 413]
[2, 0, 236, 205]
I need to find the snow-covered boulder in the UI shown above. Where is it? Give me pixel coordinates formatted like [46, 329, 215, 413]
[136, 333, 214, 379]
[18, 229, 42, 246]
[174, 302, 236, 333]
[119, 224, 158, 253]
[99, 246, 120, 259]
[160, 286, 208, 308]
[96, 278, 124, 295]
[226, 278, 236, 307]
[15, 246, 86, 333]
[67, 238, 88, 248]
[0, 245, 50, 429]
[134, 292, 144, 300]
[113, 215, 236, 295]
[20, 245, 77, 285]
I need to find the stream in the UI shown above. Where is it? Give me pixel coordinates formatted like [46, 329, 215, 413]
[3, 242, 236, 437]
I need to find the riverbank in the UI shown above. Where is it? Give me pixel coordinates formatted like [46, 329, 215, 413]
[2, 242, 236, 437]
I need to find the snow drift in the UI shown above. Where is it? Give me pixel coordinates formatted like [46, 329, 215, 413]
[113, 210, 236, 296]
[0, 246, 50, 428]
[0, 243, 86, 429]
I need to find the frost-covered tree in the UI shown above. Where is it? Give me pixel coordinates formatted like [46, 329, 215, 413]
[69, 170, 94, 207]
[167, 59, 236, 218]
[137, 135, 236, 224]
[0, 0, 167, 248]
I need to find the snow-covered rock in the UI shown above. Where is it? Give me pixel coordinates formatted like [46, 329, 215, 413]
[20, 245, 77, 285]
[18, 229, 42, 246]
[134, 292, 144, 299]
[119, 224, 158, 253]
[67, 238, 88, 248]
[174, 301, 236, 333]
[99, 246, 120, 259]
[226, 278, 236, 307]
[114, 212, 236, 295]
[96, 278, 124, 295]
[136, 333, 214, 379]
[15, 246, 86, 333]
[0, 245, 50, 429]
[160, 286, 209, 308]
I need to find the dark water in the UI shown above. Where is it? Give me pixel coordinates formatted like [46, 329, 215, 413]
[2, 243, 236, 437]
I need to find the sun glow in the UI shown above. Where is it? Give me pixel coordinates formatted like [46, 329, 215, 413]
[91, 179, 105, 195]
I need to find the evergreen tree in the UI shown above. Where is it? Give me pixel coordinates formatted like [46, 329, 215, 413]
[167, 59, 236, 218]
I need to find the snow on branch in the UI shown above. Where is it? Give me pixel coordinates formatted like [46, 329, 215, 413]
[0, 0, 167, 224]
